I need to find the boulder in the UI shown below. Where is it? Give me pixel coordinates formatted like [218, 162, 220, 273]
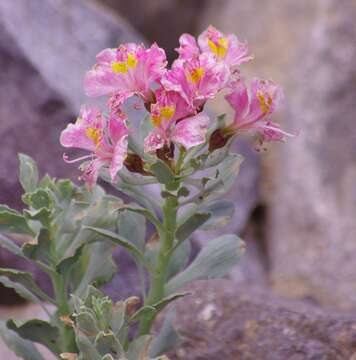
[267, 0, 356, 309]
[200, 0, 356, 309]
[170, 280, 356, 360]
[0, 0, 142, 112]
[99, 0, 208, 61]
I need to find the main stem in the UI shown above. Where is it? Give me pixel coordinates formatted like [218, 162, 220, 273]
[138, 191, 178, 335]
[52, 274, 76, 352]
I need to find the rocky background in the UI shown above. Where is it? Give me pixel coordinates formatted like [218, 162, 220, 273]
[0, 0, 356, 358]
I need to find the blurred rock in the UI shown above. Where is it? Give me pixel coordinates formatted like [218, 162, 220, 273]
[267, 0, 356, 309]
[0, 23, 75, 210]
[0, 0, 143, 303]
[170, 280, 356, 360]
[200, 0, 356, 309]
[0, 0, 142, 112]
[99, 0, 208, 61]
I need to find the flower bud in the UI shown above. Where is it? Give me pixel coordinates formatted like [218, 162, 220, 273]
[124, 153, 149, 175]
[208, 127, 234, 152]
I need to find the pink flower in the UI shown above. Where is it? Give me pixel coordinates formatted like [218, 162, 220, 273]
[60, 105, 129, 187]
[84, 43, 167, 106]
[162, 53, 229, 109]
[144, 89, 210, 153]
[225, 78, 293, 143]
[176, 26, 253, 68]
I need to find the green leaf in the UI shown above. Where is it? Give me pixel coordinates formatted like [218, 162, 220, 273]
[129, 293, 188, 325]
[74, 311, 99, 336]
[0, 210, 35, 235]
[199, 200, 235, 230]
[0, 233, 24, 257]
[75, 242, 116, 297]
[110, 302, 126, 336]
[7, 319, 60, 355]
[128, 306, 156, 324]
[166, 234, 245, 295]
[166, 240, 191, 280]
[23, 208, 52, 228]
[22, 228, 52, 263]
[0, 320, 45, 360]
[95, 331, 124, 357]
[22, 189, 52, 210]
[56, 179, 74, 201]
[175, 213, 211, 245]
[147, 160, 175, 185]
[203, 154, 244, 200]
[0, 268, 54, 304]
[118, 169, 156, 186]
[152, 292, 190, 312]
[150, 308, 181, 357]
[84, 227, 153, 272]
[126, 335, 152, 360]
[75, 331, 101, 360]
[108, 180, 158, 215]
[18, 153, 39, 193]
[117, 204, 161, 235]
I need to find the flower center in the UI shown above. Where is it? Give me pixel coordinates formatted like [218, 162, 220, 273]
[151, 106, 176, 127]
[86, 127, 101, 146]
[208, 37, 229, 58]
[257, 91, 273, 114]
[111, 53, 138, 74]
[187, 67, 205, 84]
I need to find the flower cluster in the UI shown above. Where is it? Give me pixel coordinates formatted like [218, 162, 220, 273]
[60, 25, 293, 186]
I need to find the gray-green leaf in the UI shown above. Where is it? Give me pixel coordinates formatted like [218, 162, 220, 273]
[18, 153, 39, 193]
[0, 320, 44, 360]
[166, 234, 245, 295]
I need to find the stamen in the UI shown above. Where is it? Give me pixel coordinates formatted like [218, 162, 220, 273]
[63, 153, 93, 164]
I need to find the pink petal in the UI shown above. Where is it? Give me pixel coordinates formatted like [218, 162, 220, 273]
[60, 123, 95, 151]
[108, 112, 128, 144]
[175, 33, 200, 60]
[171, 113, 210, 149]
[144, 130, 166, 153]
[84, 67, 122, 97]
[110, 135, 128, 180]
[225, 80, 249, 125]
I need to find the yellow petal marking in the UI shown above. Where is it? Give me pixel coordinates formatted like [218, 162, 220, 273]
[111, 53, 137, 74]
[85, 127, 101, 146]
[187, 67, 205, 84]
[208, 36, 229, 58]
[127, 53, 138, 68]
[151, 106, 176, 127]
[112, 61, 128, 74]
[257, 92, 273, 114]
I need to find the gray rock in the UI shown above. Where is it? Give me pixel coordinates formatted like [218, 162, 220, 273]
[0, 0, 142, 112]
[200, 0, 356, 309]
[0, 23, 75, 210]
[99, 0, 208, 61]
[169, 280, 356, 360]
[267, 0, 356, 309]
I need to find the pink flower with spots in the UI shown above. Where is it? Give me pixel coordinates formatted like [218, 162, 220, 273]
[162, 52, 229, 110]
[144, 89, 210, 153]
[225, 78, 293, 143]
[176, 26, 253, 68]
[84, 43, 167, 106]
[60, 105, 129, 187]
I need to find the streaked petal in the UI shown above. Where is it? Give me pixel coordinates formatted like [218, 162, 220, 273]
[171, 113, 210, 149]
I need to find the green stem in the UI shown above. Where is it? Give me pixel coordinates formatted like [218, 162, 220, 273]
[138, 192, 178, 335]
[175, 147, 186, 174]
[52, 274, 76, 352]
